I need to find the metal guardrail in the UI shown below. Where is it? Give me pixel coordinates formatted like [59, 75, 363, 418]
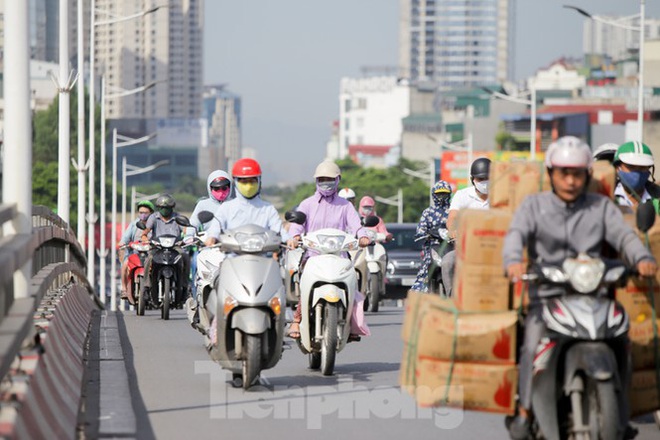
[0, 204, 96, 381]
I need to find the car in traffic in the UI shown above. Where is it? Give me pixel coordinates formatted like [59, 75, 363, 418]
[382, 223, 422, 298]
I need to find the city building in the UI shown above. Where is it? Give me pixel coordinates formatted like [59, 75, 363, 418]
[398, 0, 514, 89]
[583, 15, 660, 62]
[201, 84, 242, 175]
[527, 59, 586, 93]
[335, 76, 410, 162]
[95, 0, 203, 119]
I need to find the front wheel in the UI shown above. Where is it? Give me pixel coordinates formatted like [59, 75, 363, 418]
[161, 278, 171, 320]
[309, 352, 321, 370]
[367, 275, 380, 313]
[243, 333, 262, 390]
[136, 275, 146, 316]
[582, 378, 618, 440]
[321, 303, 338, 376]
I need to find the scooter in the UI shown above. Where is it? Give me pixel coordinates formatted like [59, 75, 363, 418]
[282, 247, 303, 305]
[418, 229, 453, 296]
[362, 229, 388, 312]
[286, 211, 378, 376]
[119, 241, 151, 314]
[513, 253, 636, 440]
[137, 215, 191, 320]
[207, 223, 286, 390]
[193, 242, 226, 345]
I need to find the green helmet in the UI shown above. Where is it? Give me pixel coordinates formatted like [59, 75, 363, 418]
[136, 200, 155, 212]
[614, 141, 654, 167]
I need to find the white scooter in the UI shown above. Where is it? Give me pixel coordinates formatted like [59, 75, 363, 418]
[362, 229, 388, 312]
[286, 211, 377, 376]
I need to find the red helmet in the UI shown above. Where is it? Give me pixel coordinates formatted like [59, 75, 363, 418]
[232, 158, 262, 178]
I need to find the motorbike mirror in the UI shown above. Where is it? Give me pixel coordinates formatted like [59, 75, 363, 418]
[363, 215, 379, 228]
[285, 210, 306, 225]
[175, 215, 191, 227]
[136, 221, 147, 230]
[636, 200, 656, 233]
[197, 210, 215, 224]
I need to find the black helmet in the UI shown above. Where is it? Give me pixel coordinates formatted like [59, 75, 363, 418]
[470, 157, 491, 180]
[155, 193, 176, 208]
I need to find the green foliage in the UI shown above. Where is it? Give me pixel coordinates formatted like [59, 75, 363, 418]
[279, 158, 430, 223]
[495, 130, 516, 151]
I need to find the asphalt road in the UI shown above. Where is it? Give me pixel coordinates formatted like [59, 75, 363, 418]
[119, 304, 660, 440]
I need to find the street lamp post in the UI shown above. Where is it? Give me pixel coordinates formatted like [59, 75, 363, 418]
[564, 3, 646, 142]
[482, 87, 536, 160]
[109, 129, 157, 311]
[87, 2, 168, 293]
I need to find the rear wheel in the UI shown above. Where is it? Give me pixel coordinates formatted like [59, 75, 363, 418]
[428, 268, 442, 295]
[367, 275, 380, 312]
[137, 276, 146, 316]
[243, 333, 262, 390]
[321, 303, 338, 376]
[308, 352, 321, 370]
[161, 278, 171, 320]
[581, 378, 618, 440]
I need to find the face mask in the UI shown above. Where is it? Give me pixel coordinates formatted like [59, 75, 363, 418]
[138, 212, 151, 222]
[618, 170, 650, 194]
[316, 179, 338, 197]
[211, 187, 230, 202]
[474, 180, 489, 195]
[362, 206, 374, 215]
[236, 181, 259, 199]
[158, 207, 173, 218]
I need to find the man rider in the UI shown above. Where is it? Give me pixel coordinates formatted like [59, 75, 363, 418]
[286, 160, 371, 340]
[440, 157, 491, 296]
[613, 141, 660, 211]
[502, 136, 657, 440]
[140, 193, 191, 304]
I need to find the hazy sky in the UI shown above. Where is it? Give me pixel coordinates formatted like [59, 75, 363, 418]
[203, 1, 660, 185]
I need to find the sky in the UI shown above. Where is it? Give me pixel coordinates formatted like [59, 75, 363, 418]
[203, 1, 660, 186]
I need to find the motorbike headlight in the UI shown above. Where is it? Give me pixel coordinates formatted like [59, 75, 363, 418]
[563, 256, 605, 294]
[315, 234, 345, 253]
[235, 232, 267, 252]
[387, 261, 395, 275]
[132, 243, 151, 252]
[158, 236, 177, 248]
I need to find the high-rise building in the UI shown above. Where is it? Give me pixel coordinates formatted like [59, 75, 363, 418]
[95, 0, 204, 119]
[201, 85, 242, 175]
[398, 0, 514, 89]
[583, 15, 660, 62]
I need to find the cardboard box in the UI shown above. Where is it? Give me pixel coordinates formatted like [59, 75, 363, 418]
[454, 262, 511, 311]
[628, 318, 660, 370]
[401, 290, 449, 342]
[456, 209, 512, 265]
[407, 359, 518, 414]
[588, 160, 616, 199]
[615, 278, 660, 323]
[630, 369, 660, 416]
[411, 306, 518, 363]
[489, 161, 550, 212]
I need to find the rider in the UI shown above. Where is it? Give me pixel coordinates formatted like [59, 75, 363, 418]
[502, 136, 657, 440]
[613, 141, 660, 211]
[140, 193, 191, 304]
[205, 158, 287, 242]
[185, 170, 233, 323]
[440, 157, 491, 297]
[338, 187, 357, 207]
[286, 160, 371, 340]
[411, 180, 453, 293]
[358, 196, 392, 240]
[118, 200, 155, 300]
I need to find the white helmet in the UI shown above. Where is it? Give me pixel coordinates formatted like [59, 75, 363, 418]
[592, 143, 618, 162]
[545, 136, 593, 169]
[338, 188, 356, 200]
[313, 161, 341, 178]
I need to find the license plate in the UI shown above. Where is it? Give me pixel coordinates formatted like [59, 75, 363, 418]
[402, 277, 415, 286]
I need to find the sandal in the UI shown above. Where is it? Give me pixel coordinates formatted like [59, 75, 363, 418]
[348, 334, 361, 343]
[286, 322, 301, 339]
[120, 290, 128, 300]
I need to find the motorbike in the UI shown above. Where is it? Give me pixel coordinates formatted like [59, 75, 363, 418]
[193, 242, 226, 345]
[282, 247, 303, 306]
[285, 211, 378, 376]
[119, 241, 151, 314]
[205, 222, 286, 390]
[417, 229, 453, 296]
[513, 252, 637, 440]
[137, 215, 191, 320]
[353, 229, 387, 312]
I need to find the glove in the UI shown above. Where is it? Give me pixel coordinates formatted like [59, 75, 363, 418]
[438, 228, 450, 241]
